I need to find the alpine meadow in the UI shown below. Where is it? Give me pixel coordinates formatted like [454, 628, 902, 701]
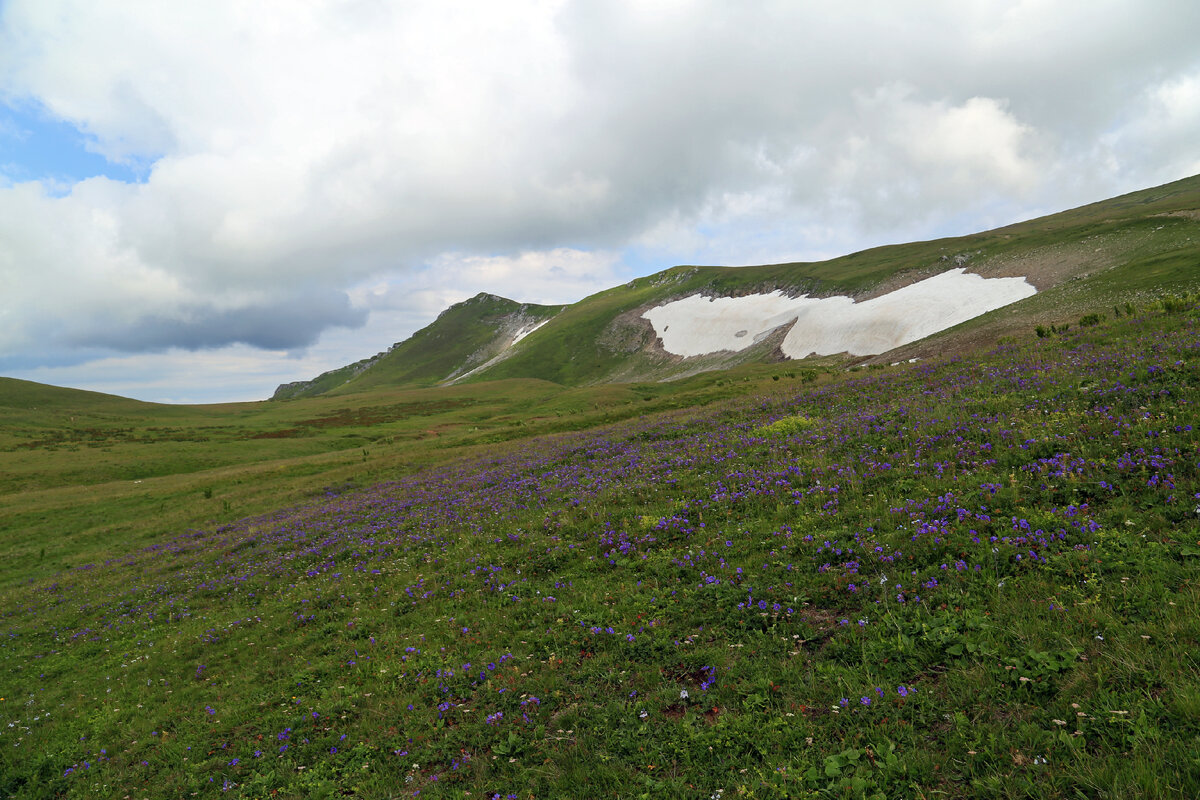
[3, 176, 1200, 799]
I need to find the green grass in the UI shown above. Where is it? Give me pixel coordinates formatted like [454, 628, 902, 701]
[2, 297, 1199, 798]
[1, 176, 1199, 797]
[0, 367, 839, 591]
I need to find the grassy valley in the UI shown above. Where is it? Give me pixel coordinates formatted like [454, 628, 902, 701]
[1, 295, 1199, 798]
[1, 177, 1199, 798]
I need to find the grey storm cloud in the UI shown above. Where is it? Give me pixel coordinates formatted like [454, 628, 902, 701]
[66, 291, 368, 353]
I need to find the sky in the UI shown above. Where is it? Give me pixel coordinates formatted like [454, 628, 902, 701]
[2, 1, 1199, 404]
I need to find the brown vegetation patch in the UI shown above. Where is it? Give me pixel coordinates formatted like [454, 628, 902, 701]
[661, 703, 686, 721]
[248, 428, 303, 439]
[661, 662, 709, 686]
[300, 399, 474, 429]
[1155, 209, 1200, 222]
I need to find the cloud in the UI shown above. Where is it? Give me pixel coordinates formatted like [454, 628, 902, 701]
[0, 177, 364, 360]
[423, 249, 626, 305]
[71, 292, 366, 353]
[0, 1, 1198, 400]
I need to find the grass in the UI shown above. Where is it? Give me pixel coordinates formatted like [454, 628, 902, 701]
[0, 367, 836, 591]
[2, 294, 1199, 798]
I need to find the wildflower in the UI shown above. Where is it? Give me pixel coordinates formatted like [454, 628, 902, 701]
[639, 709, 648, 719]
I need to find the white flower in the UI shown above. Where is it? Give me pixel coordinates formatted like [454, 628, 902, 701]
[639, 709, 648, 719]
[680, 689, 689, 700]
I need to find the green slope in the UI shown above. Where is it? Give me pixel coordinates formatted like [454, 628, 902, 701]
[273, 293, 564, 399]
[4, 297, 1200, 798]
[0, 377, 161, 414]
[482, 174, 1200, 384]
[287, 174, 1200, 393]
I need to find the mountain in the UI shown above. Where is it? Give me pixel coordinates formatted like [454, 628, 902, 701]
[279, 173, 1200, 398]
[272, 293, 564, 399]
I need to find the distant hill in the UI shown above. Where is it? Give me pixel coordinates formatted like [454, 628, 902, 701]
[272, 293, 565, 399]
[275, 174, 1200, 398]
[0, 377, 159, 414]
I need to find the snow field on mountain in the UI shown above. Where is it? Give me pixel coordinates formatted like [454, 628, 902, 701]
[642, 268, 1037, 358]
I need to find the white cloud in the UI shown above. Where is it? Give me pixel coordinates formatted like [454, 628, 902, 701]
[424, 249, 626, 306]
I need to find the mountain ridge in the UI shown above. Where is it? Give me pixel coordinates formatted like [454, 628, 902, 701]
[274, 173, 1200, 398]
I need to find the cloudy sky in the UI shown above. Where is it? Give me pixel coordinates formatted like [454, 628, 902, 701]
[2, 1, 1198, 403]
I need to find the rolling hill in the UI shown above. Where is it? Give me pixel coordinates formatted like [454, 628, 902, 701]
[273, 174, 1200, 398]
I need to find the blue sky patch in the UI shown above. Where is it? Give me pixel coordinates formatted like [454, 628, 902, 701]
[0, 103, 148, 187]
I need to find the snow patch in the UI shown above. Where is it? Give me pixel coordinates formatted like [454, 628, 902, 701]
[641, 269, 1036, 359]
[511, 318, 550, 347]
[447, 317, 552, 383]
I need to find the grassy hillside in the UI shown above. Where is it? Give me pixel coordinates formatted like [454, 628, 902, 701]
[484, 175, 1200, 386]
[274, 294, 565, 399]
[288, 175, 1200, 392]
[0, 365, 833, 591]
[1, 295, 1198, 798]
